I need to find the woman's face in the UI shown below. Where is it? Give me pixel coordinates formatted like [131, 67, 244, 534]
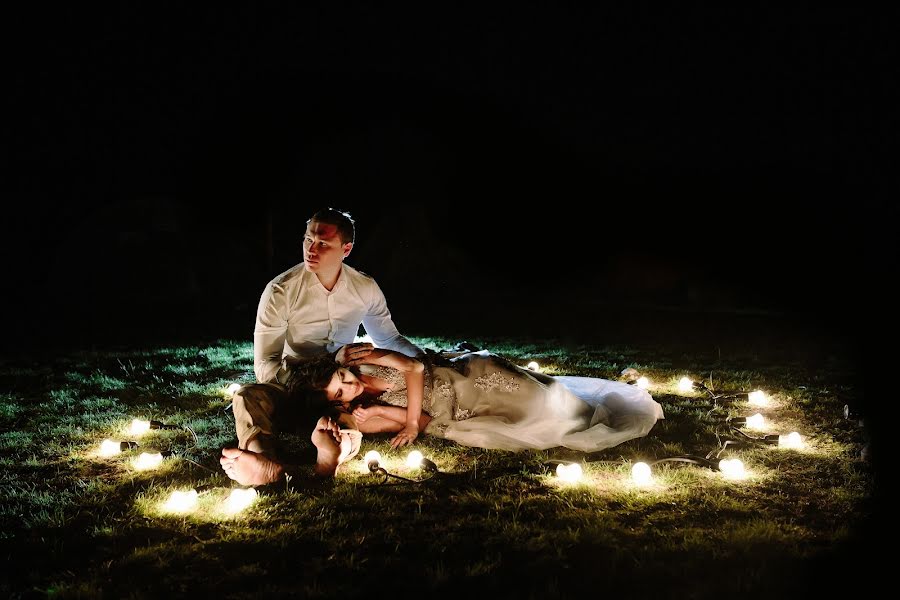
[324, 367, 363, 402]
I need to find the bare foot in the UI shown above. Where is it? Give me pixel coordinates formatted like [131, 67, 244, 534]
[311, 416, 342, 477]
[220, 447, 284, 486]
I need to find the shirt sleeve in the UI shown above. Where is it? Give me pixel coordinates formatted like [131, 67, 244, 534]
[360, 279, 422, 358]
[253, 282, 289, 383]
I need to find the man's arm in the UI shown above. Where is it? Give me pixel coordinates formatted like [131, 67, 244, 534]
[360, 280, 422, 358]
[253, 283, 289, 383]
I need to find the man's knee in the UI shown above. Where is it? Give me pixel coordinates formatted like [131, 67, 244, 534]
[233, 383, 284, 418]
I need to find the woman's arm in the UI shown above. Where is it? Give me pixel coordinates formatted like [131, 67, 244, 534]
[358, 349, 425, 448]
[353, 405, 432, 432]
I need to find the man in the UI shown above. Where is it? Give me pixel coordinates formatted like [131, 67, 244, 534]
[253, 207, 421, 383]
[222, 207, 421, 485]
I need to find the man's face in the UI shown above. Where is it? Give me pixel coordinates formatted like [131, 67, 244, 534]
[303, 220, 352, 274]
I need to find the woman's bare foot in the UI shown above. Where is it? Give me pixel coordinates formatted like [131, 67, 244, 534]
[220, 447, 284, 486]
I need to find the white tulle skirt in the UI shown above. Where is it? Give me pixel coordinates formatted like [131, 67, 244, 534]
[423, 352, 664, 452]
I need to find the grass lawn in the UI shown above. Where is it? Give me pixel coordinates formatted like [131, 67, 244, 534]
[0, 323, 878, 599]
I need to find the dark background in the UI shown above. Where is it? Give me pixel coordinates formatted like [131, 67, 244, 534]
[5, 5, 889, 357]
[2, 6, 891, 582]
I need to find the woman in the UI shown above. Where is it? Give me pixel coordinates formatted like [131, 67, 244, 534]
[287, 348, 664, 456]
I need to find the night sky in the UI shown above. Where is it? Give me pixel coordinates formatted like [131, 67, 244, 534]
[6, 6, 889, 355]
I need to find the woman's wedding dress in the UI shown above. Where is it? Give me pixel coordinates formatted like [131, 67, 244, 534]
[359, 351, 664, 452]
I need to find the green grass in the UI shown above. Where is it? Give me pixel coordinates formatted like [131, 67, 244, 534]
[0, 336, 875, 599]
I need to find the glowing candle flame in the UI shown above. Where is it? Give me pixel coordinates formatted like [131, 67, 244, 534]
[636, 377, 650, 389]
[226, 383, 241, 395]
[631, 462, 652, 485]
[526, 361, 541, 372]
[678, 377, 693, 393]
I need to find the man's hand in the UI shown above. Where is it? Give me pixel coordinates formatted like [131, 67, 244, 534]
[335, 343, 374, 366]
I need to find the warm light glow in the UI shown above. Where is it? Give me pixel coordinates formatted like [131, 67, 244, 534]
[406, 450, 424, 469]
[364, 450, 382, 472]
[555, 463, 583, 483]
[226, 383, 241, 395]
[226, 488, 258, 513]
[779, 432, 804, 449]
[99, 439, 121, 456]
[130, 419, 151, 436]
[631, 462, 652, 485]
[636, 377, 650, 389]
[526, 361, 541, 372]
[746, 413, 766, 429]
[133, 452, 163, 470]
[719, 458, 746, 478]
[164, 489, 198, 512]
[678, 377, 693, 393]
[748, 390, 769, 407]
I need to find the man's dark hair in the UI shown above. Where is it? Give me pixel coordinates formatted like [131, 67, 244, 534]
[307, 208, 355, 244]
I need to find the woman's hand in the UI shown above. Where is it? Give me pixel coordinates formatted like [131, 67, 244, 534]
[351, 405, 380, 423]
[389, 424, 419, 449]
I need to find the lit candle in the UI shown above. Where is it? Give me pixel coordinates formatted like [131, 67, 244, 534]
[637, 377, 650, 389]
[526, 361, 541, 372]
[677, 377, 693, 393]
[225, 383, 241, 395]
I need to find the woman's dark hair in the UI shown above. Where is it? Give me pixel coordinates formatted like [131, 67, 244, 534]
[284, 353, 344, 416]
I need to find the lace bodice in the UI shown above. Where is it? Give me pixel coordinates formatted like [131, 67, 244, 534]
[359, 363, 438, 415]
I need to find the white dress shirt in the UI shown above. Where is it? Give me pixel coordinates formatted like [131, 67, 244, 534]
[253, 263, 421, 383]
